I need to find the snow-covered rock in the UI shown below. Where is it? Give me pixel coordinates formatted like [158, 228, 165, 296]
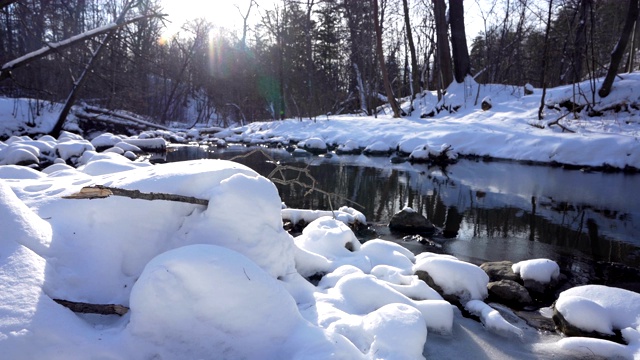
[553, 284, 640, 340]
[363, 141, 393, 156]
[414, 254, 489, 304]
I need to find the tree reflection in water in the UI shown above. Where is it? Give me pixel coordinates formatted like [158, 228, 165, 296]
[166, 146, 640, 274]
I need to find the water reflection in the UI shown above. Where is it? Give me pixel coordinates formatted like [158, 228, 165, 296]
[166, 145, 640, 269]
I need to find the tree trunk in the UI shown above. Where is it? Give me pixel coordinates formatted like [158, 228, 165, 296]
[434, 0, 453, 89]
[50, 1, 136, 138]
[373, 0, 401, 118]
[449, 0, 471, 83]
[599, 0, 639, 98]
[538, 0, 554, 120]
[402, 0, 420, 99]
[571, 0, 591, 84]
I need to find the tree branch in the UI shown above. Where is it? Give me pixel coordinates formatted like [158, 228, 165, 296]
[54, 299, 129, 316]
[63, 185, 209, 206]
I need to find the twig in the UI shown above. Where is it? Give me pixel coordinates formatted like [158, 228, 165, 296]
[547, 112, 576, 133]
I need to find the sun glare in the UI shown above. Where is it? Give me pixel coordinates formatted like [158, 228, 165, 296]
[160, 0, 256, 37]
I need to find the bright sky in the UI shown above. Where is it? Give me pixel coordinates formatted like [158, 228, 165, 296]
[159, 0, 268, 36]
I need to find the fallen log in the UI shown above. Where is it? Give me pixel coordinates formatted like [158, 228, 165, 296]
[63, 185, 209, 206]
[54, 299, 129, 316]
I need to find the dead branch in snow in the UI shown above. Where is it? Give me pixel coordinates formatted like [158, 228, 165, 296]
[63, 185, 209, 206]
[547, 112, 576, 133]
[54, 299, 129, 316]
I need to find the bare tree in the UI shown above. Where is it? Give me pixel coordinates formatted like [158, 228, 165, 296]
[538, 0, 554, 120]
[373, 0, 401, 117]
[236, 0, 255, 48]
[402, 0, 420, 100]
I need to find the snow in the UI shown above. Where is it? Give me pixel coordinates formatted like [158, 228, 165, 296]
[1, 72, 640, 358]
[413, 254, 490, 303]
[0, 143, 638, 358]
[549, 285, 640, 359]
[555, 285, 640, 334]
[303, 137, 328, 151]
[512, 258, 560, 284]
[55, 139, 95, 161]
[364, 140, 394, 154]
[219, 74, 640, 170]
[465, 300, 524, 338]
[282, 206, 366, 227]
[128, 244, 304, 359]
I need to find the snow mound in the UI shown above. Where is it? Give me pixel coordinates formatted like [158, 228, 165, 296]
[282, 206, 366, 227]
[320, 271, 454, 333]
[465, 300, 524, 338]
[327, 303, 428, 360]
[128, 244, 302, 359]
[295, 216, 361, 256]
[55, 139, 94, 161]
[512, 258, 560, 283]
[555, 285, 640, 335]
[414, 254, 489, 303]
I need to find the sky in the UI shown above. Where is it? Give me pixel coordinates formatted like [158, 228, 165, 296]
[159, 0, 269, 36]
[158, 0, 485, 42]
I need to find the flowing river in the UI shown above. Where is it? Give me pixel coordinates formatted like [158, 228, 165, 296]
[163, 145, 640, 287]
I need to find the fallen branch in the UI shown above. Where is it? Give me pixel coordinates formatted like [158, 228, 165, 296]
[547, 112, 576, 133]
[63, 185, 209, 206]
[54, 299, 129, 316]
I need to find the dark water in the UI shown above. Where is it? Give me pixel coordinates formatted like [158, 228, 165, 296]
[163, 145, 640, 276]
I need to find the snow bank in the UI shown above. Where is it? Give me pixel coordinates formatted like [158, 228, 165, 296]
[237, 73, 640, 170]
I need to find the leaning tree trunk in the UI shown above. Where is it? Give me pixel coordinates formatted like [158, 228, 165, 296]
[50, 0, 136, 138]
[538, 0, 554, 120]
[598, 0, 639, 98]
[373, 0, 401, 118]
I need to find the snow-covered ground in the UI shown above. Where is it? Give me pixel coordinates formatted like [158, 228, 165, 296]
[1, 153, 639, 359]
[1, 74, 640, 358]
[230, 74, 640, 171]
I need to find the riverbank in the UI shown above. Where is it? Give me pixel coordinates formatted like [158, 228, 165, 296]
[232, 75, 640, 171]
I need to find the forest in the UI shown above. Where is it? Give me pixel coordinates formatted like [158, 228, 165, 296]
[0, 0, 638, 127]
